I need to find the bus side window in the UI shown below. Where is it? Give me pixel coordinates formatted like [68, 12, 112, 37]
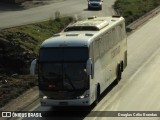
[90, 43, 94, 62]
[115, 27, 119, 44]
[112, 28, 117, 45]
[121, 23, 126, 39]
[109, 31, 113, 49]
[102, 35, 106, 53]
[106, 33, 110, 51]
[94, 40, 99, 60]
[99, 37, 105, 57]
[116, 25, 123, 42]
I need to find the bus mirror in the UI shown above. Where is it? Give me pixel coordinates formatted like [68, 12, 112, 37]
[86, 58, 92, 75]
[30, 59, 37, 75]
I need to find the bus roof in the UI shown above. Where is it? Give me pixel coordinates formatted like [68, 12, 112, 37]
[41, 16, 124, 48]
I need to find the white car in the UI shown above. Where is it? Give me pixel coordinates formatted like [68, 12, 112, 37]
[88, 0, 103, 10]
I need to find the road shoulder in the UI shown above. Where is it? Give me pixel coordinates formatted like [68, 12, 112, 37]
[0, 87, 39, 111]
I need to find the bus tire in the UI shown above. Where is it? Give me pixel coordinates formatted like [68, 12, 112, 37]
[120, 61, 124, 72]
[116, 64, 122, 83]
[94, 85, 100, 106]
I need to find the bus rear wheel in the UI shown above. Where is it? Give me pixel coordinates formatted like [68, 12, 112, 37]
[94, 85, 100, 106]
[120, 61, 124, 72]
[116, 64, 122, 83]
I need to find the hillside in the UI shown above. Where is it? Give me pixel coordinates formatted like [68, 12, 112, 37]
[0, 17, 72, 107]
[114, 0, 160, 25]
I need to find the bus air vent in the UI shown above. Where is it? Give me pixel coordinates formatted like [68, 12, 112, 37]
[88, 16, 97, 19]
[85, 33, 94, 36]
[64, 17, 109, 31]
[66, 33, 79, 36]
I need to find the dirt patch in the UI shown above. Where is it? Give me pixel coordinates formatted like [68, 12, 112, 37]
[0, 30, 37, 74]
[0, 75, 38, 108]
[0, 86, 39, 111]
[21, 0, 48, 8]
[22, 0, 67, 8]
[0, 0, 67, 12]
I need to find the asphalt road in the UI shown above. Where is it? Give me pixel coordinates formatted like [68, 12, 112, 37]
[0, 0, 116, 29]
[85, 10, 160, 120]
[22, 6, 160, 120]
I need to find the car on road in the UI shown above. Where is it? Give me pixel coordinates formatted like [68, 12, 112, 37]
[88, 0, 103, 10]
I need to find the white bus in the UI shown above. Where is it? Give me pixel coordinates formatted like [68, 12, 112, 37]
[30, 16, 127, 106]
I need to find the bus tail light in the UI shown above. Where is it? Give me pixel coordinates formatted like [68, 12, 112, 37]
[48, 84, 55, 88]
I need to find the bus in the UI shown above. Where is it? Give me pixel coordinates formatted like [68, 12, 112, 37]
[30, 16, 127, 106]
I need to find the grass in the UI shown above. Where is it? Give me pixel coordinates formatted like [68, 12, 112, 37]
[0, 17, 73, 74]
[114, 0, 160, 25]
[1, 17, 73, 54]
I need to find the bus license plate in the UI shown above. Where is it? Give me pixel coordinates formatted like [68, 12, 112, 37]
[59, 102, 68, 105]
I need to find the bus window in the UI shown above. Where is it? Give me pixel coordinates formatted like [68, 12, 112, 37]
[116, 25, 123, 42]
[99, 39, 104, 57]
[105, 33, 109, 51]
[93, 40, 100, 60]
[112, 28, 117, 45]
[109, 30, 114, 48]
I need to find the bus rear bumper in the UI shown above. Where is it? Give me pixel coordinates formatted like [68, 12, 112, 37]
[40, 98, 91, 106]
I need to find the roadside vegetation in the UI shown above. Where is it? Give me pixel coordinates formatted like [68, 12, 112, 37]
[0, 17, 73, 108]
[114, 0, 160, 25]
